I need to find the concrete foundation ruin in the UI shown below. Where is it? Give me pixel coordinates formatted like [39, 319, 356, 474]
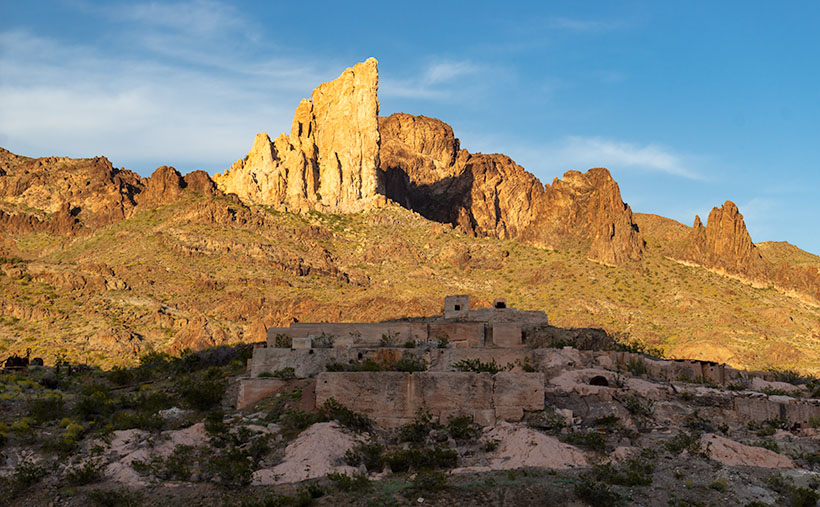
[239, 295, 820, 428]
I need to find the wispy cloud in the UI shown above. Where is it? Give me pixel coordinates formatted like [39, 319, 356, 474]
[551, 136, 702, 179]
[0, 1, 340, 175]
[381, 59, 483, 101]
[547, 16, 627, 33]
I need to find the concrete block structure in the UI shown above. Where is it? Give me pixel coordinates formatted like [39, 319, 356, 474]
[240, 294, 815, 432]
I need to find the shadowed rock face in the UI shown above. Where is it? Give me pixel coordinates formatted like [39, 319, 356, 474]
[378, 113, 644, 264]
[213, 58, 383, 213]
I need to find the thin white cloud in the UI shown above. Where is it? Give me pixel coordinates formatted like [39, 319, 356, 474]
[381, 60, 483, 100]
[0, 3, 337, 175]
[459, 134, 702, 182]
[547, 16, 627, 32]
[552, 136, 702, 179]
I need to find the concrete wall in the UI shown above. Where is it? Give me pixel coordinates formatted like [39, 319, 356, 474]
[492, 323, 524, 348]
[314, 371, 545, 427]
[267, 322, 428, 348]
[237, 378, 288, 409]
[734, 396, 820, 425]
[444, 295, 470, 319]
[429, 322, 485, 347]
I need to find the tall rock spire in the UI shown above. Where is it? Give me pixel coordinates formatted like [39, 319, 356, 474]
[213, 58, 383, 212]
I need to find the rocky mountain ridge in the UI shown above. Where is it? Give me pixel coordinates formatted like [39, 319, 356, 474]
[1, 59, 819, 372]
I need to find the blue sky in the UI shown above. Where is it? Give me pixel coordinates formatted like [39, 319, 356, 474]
[1, 1, 818, 254]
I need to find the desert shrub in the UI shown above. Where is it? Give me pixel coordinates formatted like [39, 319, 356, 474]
[563, 431, 607, 453]
[516, 356, 536, 372]
[403, 340, 416, 349]
[436, 335, 449, 349]
[76, 385, 115, 421]
[446, 415, 480, 441]
[399, 410, 442, 444]
[592, 414, 620, 427]
[412, 469, 448, 492]
[625, 357, 648, 376]
[138, 350, 174, 368]
[65, 458, 106, 485]
[452, 358, 508, 374]
[574, 475, 620, 507]
[177, 368, 226, 411]
[665, 430, 708, 457]
[0, 431, 7, 448]
[274, 334, 292, 348]
[481, 439, 499, 452]
[311, 333, 334, 348]
[344, 442, 385, 472]
[379, 331, 399, 347]
[28, 392, 64, 423]
[1, 460, 48, 497]
[708, 478, 728, 492]
[768, 473, 820, 507]
[328, 471, 371, 492]
[321, 398, 372, 433]
[272, 367, 296, 380]
[130, 389, 175, 413]
[384, 446, 458, 473]
[591, 454, 653, 486]
[106, 366, 135, 386]
[393, 355, 427, 373]
[623, 394, 654, 419]
[206, 446, 255, 488]
[753, 439, 780, 452]
[86, 488, 144, 507]
[279, 409, 323, 436]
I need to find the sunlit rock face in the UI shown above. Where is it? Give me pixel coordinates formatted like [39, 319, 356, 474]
[213, 58, 384, 213]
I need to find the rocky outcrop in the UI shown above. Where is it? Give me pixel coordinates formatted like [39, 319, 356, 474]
[0, 149, 222, 236]
[686, 201, 763, 276]
[679, 201, 767, 284]
[379, 113, 644, 264]
[213, 58, 383, 213]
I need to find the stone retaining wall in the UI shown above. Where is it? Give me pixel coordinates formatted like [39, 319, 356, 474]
[314, 371, 545, 427]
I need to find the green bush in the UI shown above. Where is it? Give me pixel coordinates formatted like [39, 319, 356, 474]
[591, 455, 653, 486]
[328, 472, 371, 492]
[393, 355, 427, 373]
[574, 475, 620, 507]
[625, 357, 648, 376]
[28, 392, 64, 423]
[86, 488, 144, 507]
[412, 469, 448, 492]
[177, 369, 226, 411]
[452, 358, 508, 374]
[311, 333, 334, 348]
[344, 442, 385, 472]
[321, 398, 372, 433]
[563, 431, 607, 453]
[665, 430, 707, 457]
[446, 415, 480, 441]
[65, 459, 106, 485]
[274, 334, 292, 348]
[272, 367, 296, 380]
[383, 446, 457, 473]
[399, 410, 441, 444]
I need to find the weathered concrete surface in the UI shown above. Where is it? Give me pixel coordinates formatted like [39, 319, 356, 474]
[734, 396, 820, 425]
[237, 378, 289, 409]
[492, 322, 524, 348]
[494, 371, 545, 421]
[314, 371, 545, 427]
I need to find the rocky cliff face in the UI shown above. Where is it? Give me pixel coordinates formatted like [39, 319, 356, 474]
[213, 58, 383, 212]
[378, 113, 644, 264]
[0, 148, 218, 236]
[685, 201, 764, 277]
